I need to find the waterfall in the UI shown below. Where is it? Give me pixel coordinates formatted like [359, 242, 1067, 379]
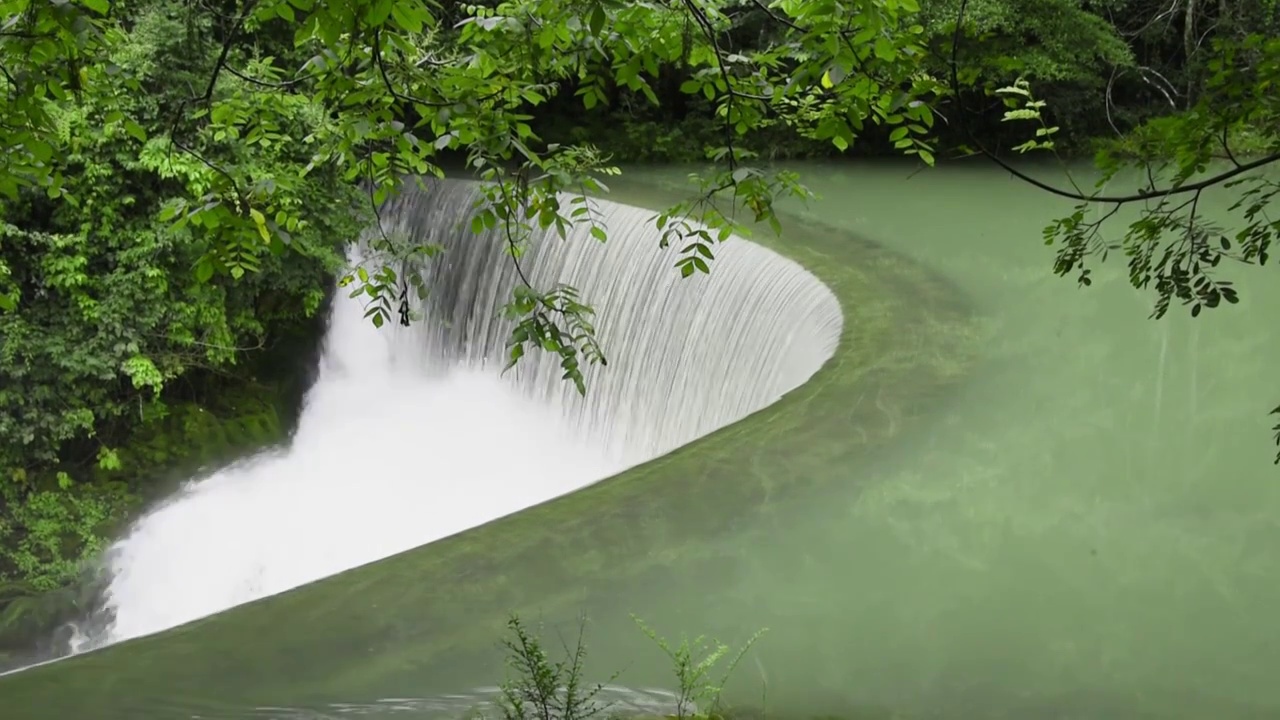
[70, 179, 842, 652]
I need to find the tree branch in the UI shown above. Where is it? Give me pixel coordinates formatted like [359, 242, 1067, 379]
[947, 0, 1280, 205]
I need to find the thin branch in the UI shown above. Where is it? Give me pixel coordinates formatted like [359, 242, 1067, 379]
[171, 136, 244, 203]
[192, 0, 258, 105]
[1218, 122, 1240, 167]
[746, 0, 804, 32]
[373, 28, 503, 109]
[221, 62, 317, 90]
[681, 0, 738, 171]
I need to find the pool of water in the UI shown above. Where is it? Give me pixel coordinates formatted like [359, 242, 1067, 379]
[589, 161, 1280, 718]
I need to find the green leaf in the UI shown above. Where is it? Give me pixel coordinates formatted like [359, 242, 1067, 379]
[588, 3, 606, 36]
[250, 207, 271, 242]
[366, 0, 394, 26]
[123, 119, 147, 143]
[874, 37, 896, 61]
[391, 2, 424, 32]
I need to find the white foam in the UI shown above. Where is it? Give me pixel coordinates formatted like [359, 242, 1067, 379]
[77, 180, 842, 651]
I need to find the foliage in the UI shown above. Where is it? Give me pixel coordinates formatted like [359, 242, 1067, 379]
[922, 0, 1132, 84]
[633, 616, 767, 720]
[496, 614, 613, 720]
[0, 0, 360, 590]
[0, 0, 362, 480]
[0, 0, 111, 206]
[537, 0, 1139, 159]
[972, 16, 1280, 458]
[495, 614, 765, 720]
[3, 0, 944, 403]
[0, 478, 126, 592]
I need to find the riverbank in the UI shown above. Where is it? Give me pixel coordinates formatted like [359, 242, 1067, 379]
[0, 390, 288, 671]
[0, 304, 328, 671]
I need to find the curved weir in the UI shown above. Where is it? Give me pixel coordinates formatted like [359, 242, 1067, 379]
[0, 178, 979, 719]
[372, 179, 845, 463]
[56, 180, 841, 649]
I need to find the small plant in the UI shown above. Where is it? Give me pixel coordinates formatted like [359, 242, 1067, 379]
[632, 616, 768, 720]
[994, 77, 1059, 154]
[497, 614, 616, 720]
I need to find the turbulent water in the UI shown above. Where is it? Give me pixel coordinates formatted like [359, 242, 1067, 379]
[77, 179, 842, 649]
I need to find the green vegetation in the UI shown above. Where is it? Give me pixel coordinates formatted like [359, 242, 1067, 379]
[0, 0, 364, 601]
[496, 615, 618, 720]
[494, 614, 765, 720]
[0, 0, 1277, 651]
[0, 384, 286, 665]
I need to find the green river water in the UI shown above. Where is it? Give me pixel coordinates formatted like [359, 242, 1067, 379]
[599, 161, 1280, 718]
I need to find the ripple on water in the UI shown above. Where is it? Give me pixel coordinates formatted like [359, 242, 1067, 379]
[246, 685, 693, 719]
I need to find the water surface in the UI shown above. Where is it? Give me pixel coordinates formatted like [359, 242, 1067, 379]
[598, 160, 1280, 718]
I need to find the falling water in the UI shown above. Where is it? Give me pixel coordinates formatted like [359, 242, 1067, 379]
[73, 179, 842, 651]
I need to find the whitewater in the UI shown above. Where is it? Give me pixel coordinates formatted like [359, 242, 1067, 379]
[67, 180, 843, 652]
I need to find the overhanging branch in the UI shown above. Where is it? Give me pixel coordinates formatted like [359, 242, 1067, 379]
[947, 0, 1280, 205]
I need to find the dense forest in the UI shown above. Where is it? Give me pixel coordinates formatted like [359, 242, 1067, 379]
[0, 0, 1276, 660]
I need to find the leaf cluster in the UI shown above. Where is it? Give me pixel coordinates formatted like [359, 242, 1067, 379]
[1, 1, 362, 483]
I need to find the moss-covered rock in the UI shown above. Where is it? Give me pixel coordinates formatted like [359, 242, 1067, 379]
[102, 388, 284, 499]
